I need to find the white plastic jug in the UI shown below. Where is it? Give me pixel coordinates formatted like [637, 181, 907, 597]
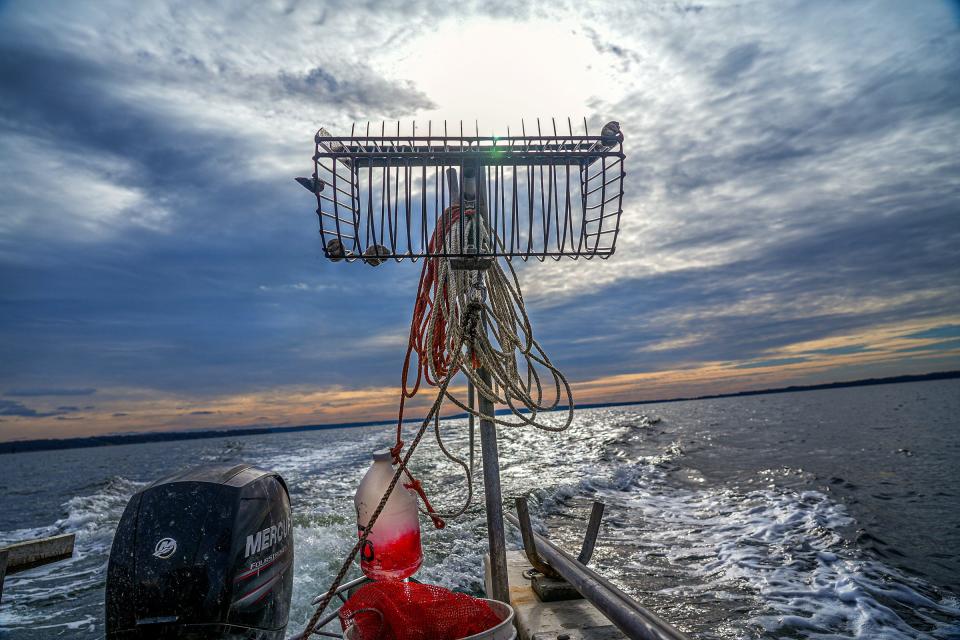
[354, 449, 423, 580]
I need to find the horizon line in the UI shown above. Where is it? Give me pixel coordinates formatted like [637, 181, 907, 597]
[1, 369, 957, 455]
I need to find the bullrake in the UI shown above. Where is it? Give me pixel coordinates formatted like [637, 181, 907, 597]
[298, 118, 625, 264]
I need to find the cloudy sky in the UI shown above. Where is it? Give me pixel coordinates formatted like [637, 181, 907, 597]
[1, 0, 958, 441]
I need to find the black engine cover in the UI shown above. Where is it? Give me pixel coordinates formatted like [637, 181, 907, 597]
[105, 464, 294, 639]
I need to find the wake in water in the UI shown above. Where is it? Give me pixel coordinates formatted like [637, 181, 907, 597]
[0, 476, 147, 634]
[529, 414, 960, 639]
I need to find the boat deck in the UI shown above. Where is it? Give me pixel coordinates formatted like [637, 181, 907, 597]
[486, 551, 625, 640]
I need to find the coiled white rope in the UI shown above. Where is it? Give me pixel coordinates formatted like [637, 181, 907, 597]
[413, 208, 574, 523]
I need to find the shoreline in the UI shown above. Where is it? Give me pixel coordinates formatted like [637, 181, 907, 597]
[2, 370, 957, 455]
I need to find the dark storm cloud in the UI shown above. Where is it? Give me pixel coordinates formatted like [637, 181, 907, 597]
[5, 388, 97, 397]
[902, 325, 960, 340]
[0, 400, 47, 418]
[897, 339, 960, 354]
[0, 400, 77, 418]
[0, 46, 431, 226]
[278, 65, 434, 116]
[581, 27, 641, 73]
[804, 345, 872, 356]
[0, 46, 204, 180]
[0, 43, 257, 265]
[712, 43, 762, 86]
[734, 357, 809, 370]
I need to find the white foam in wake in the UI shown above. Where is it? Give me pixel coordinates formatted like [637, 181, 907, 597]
[0, 476, 146, 632]
[535, 433, 960, 639]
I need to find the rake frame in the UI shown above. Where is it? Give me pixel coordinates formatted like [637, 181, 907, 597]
[303, 118, 625, 264]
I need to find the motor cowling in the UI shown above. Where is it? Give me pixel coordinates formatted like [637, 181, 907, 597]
[105, 464, 294, 639]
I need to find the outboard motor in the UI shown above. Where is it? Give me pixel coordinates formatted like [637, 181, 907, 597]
[105, 464, 294, 639]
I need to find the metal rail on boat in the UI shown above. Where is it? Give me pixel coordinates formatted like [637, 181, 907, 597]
[506, 504, 691, 640]
[288, 576, 373, 639]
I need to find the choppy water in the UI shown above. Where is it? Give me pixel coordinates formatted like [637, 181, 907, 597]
[1, 380, 958, 639]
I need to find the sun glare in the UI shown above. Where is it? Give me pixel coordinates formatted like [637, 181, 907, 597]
[380, 17, 613, 131]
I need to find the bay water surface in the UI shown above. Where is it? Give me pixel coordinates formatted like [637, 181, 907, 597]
[1, 379, 958, 638]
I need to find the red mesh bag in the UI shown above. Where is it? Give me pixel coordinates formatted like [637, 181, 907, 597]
[338, 581, 503, 640]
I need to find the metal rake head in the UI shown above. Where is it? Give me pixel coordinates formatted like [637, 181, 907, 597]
[297, 118, 625, 265]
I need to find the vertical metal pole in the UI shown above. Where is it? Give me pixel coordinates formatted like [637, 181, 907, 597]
[467, 379, 476, 476]
[450, 167, 477, 481]
[472, 161, 510, 603]
[478, 365, 509, 603]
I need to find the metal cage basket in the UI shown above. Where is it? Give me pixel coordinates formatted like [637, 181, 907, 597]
[300, 119, 625, 264]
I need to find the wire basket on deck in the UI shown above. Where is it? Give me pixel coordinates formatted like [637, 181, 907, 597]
[299, 119, 625, 264]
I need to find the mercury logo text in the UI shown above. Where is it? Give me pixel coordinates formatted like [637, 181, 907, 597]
[244, 517, 292, 558]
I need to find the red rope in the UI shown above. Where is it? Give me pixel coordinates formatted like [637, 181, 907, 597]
[391, 205, 474, 530]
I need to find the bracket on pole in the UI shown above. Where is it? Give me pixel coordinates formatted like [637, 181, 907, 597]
[515, 497, 606, 576]
[513, 497, 608, 603]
